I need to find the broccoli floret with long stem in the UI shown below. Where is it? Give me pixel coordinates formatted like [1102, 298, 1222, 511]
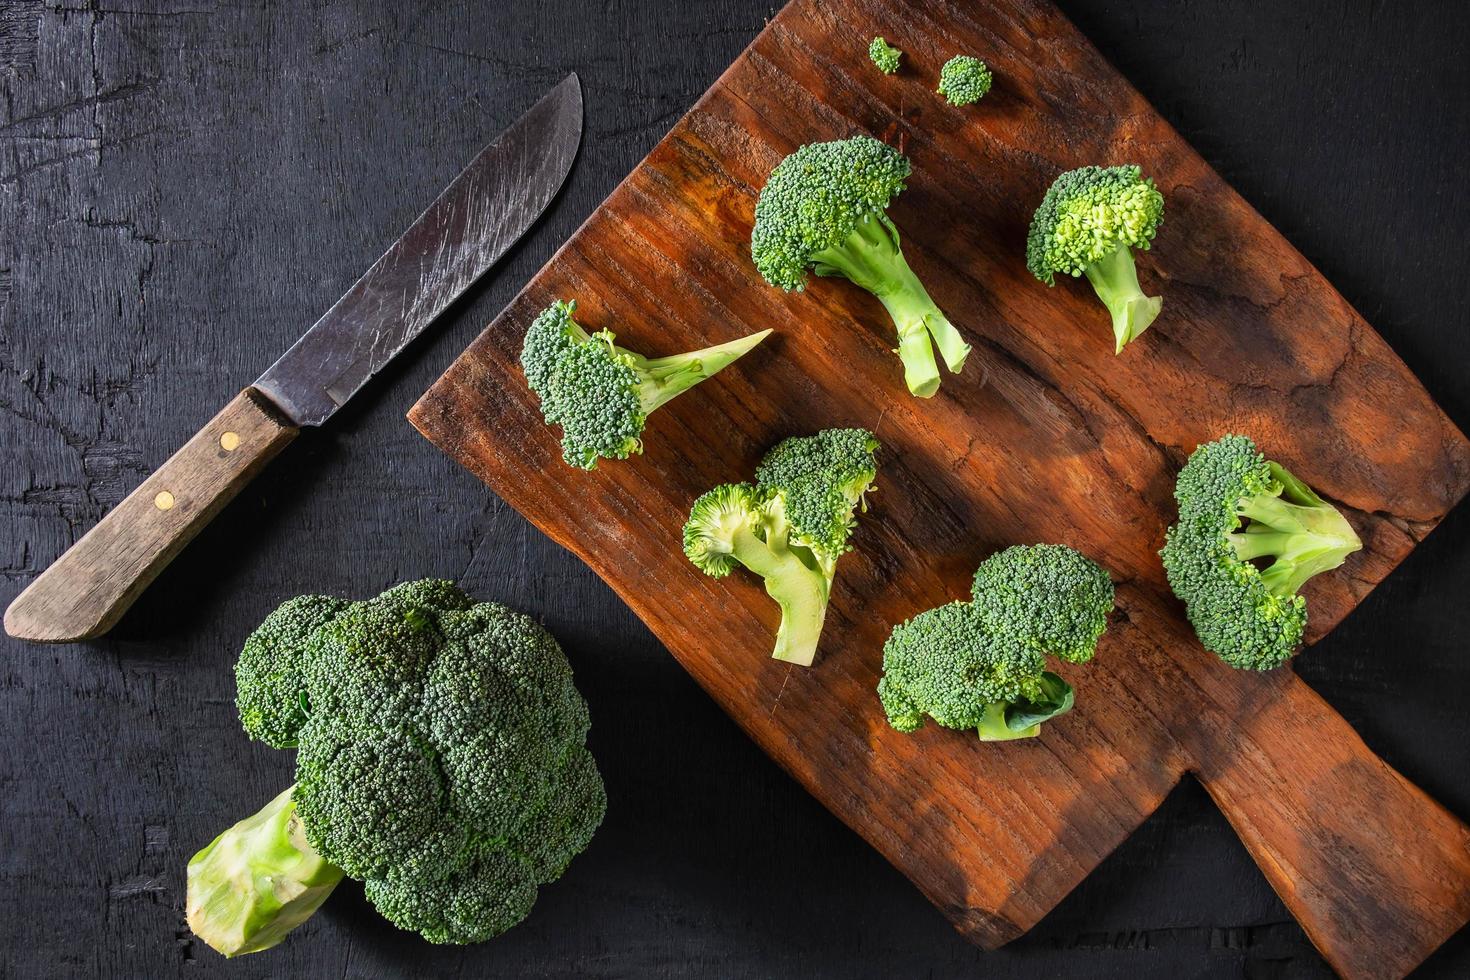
[1161, 435, 1363, 670]
[521, 300, 769, 469]
[937, 55, 992, 105]
[187, 582, 605, 957]
[751, 136, 970, 398]
[1026, 165, 1166, 353]
[683, 429, 879, 666]
[868, 37, 902, 74]
[879, 544, 1112, 741]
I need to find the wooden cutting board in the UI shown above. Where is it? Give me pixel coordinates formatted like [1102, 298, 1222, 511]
[409, 0, 1470, 975]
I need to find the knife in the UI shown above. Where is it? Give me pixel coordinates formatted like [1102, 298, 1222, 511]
[5, 74, 583, 643]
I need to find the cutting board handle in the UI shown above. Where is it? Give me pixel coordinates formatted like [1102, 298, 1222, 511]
[4, 388, 297, 642]
[1194, 669, 1470, 979]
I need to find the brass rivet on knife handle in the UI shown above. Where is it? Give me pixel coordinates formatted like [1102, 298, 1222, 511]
[4, 388, 297, 643]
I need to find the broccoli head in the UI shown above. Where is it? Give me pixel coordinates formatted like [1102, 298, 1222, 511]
[878, 602, 1075, 741]
[683, 428, 879, 666]
[972, 544, 1115, 663]
[750, 136, 970, 398]
[1026, 165, 1165, 353]
[521, 299, 769, 469]
[878, 544, 1112, 741]
[937, 55, 993, 106]
[187, 580, 606, 957]
[868, 37, 902, 74]
[1161, 435, 1362, 670]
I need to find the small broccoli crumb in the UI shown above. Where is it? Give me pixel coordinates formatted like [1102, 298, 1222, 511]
[869, 37, 902, 74]
[937, 55, 993, 106]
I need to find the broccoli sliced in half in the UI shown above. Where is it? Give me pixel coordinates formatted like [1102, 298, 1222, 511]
[187, 581, 606, 957]
[1161, 435, 1362, 670]
[521, 299, 770, 470]
[751, 136, 970, 398]
[683, 428, 879, 666]
[1026, 165, 1166, 353]
[868, 37, 902, 74]
[937, 55, 992, 106]
[878, 545, 1113, 741]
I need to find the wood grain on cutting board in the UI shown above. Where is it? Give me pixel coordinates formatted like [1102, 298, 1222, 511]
[410, 0, 1470, 976]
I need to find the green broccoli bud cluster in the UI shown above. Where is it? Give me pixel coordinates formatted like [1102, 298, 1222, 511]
[751, 136, 970, 397]
[869, 36, 902, 74]
[937, 55, 993, 105]
[1161, 435, 1361, 670]
[521, 299, 769, 469]
[684, 429, 879, 666]
[188, 581, 606, 956]
[1026, 165, 1166, 352]
[878, 544, 1112, 741]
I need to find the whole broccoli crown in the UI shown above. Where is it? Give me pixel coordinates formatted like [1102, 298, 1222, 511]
[937, 55, 993, 106]
[1025, 165, 1165, 284]
[750, 136, 911, 291]
[1160, 435, 1307, 670]
[878, 602, 1047, 732]
[235, 580, 605, 943]
[868, 36, 902, 74]
[521, 301, 646, 469]
[971, 544, 1114, 663]
[683, 482, 763, 578]
[754, 428, 879, 561]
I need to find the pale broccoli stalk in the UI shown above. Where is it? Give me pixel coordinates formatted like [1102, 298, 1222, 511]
[187, 581, 606, 957]
[869, 37, 902, 74]
[187, 787, 343, 958]
[751, 136, 970, 398]
[937, 55, 992, 106]
[684, 429, 879, 666]
[1026, 165, 1166, 353]
[521, 300, 770, 469]
[1161, 435, 1362, 670]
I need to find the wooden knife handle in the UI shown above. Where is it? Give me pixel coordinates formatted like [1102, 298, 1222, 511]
[1193, 669, 1470, 980]
[4, 388, 297, 642]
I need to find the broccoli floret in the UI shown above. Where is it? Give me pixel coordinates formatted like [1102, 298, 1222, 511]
[521, 299, 769, 469]
[868, 36, 902, 74]
[879, 544, 1112, 740]
[186, 581, 606, 957]
[972, 544, 1114, 663]
[937, 55, 992, 105]
[683, 429, 879, 666]
[1161, 435, 1362, 670]
[1026, 165, 1166, 353]
[878, 602, 1075, 741]
[750, 136, 970, 398]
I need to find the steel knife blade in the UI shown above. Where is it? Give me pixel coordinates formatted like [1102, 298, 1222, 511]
[5, 74, 583, 642]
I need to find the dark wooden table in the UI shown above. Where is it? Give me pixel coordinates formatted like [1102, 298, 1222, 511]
[2, 2, 1466, 977]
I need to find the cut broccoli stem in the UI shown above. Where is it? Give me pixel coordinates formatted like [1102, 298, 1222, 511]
[1082, 243, 1162, 353]
[632, 329, 773, 415]
[976, 703, 1040, 741]
[186, 785, 344, 958]
[1230, 462, 1363, 596]
[810, 214, 970, 398]
[725, 520, 831, 667]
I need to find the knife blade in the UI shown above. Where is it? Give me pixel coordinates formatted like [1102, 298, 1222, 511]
[5, 74, 584, 643]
